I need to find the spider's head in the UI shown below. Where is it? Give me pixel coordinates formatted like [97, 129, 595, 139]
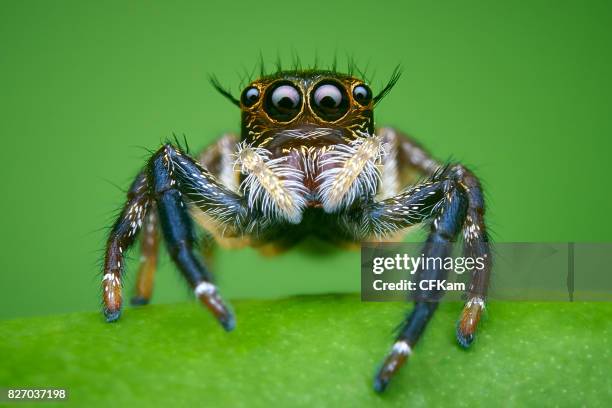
[212, 69, 401, 151]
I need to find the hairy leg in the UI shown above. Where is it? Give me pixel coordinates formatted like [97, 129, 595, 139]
[197, 133, 239, 192]
[348, 156, 490, 391]
[370, 179, 468, 392]
[102, 142, 248, 328]
[376, 127, 440, 200]
[453, 164, 491, 347]
[103, 171, 150, 321]
[196, 133, 240, 257]
[377, 128, 492, 345]
[125, 135, 239, 306]
[151, 149, 235, 330]
[131, 203, 159, 306]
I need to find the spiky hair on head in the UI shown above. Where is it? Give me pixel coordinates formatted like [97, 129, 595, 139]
[209, 74, 240, 107]
[373, 65, 402, 105]
[209, 58, 402, 107]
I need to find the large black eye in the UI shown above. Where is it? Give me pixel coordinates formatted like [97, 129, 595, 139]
[353, 84, 372, 105]
[265, 82, 302, 121]
[241, 86, 260, 107]
[311, 81, 349, 121]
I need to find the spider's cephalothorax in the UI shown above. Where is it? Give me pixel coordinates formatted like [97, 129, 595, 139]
[232, 70, 386, 225]
[102, 68, 491, 393]
[240, 71, 375, 146]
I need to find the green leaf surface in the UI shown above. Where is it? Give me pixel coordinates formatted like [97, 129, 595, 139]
[1, 296, 610, 407]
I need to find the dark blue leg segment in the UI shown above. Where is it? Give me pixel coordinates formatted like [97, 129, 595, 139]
[102, 142, 246, 326]
[369, 130, 492, 392]
[150, 147, 236, 331]
[374, 184, 467, 393]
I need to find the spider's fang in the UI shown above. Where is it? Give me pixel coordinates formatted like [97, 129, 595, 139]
[373, 340, 412, 393]
[194, 281, 236, 331]
[456, 297, 485, 348]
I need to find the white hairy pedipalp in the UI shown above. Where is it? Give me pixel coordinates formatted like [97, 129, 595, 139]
[235, 142, 307, 224]
[315, 132, 385, 212]
[235, 131, 385, 223]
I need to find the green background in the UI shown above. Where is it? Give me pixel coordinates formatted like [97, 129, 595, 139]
[0, 0, 611, 406]
[1, 0, 611, 319]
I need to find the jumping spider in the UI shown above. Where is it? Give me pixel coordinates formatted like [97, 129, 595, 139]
[102, 66, 491, 392]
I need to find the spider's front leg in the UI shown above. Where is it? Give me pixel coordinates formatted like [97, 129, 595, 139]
[348, 161, 491, 392]
[378, 128, 492, 348]
[102, 143, 247, 330]
[102, 171, 151, 321]
[128, 134, 239, 306]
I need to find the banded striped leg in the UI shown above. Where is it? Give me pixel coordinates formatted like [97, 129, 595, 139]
[102, 142, 247, 329]
[150, 144, 247, 331]
[130, 134, 239, 306]
[131, 203, 159, 306]
[359, 176, 468, 392]
[377, 127, 440, 200]
[124, 135, 237, 307]
[453, 165, 491, 347]
[379, 127, 492, 348]
[103, 171, 150, 322]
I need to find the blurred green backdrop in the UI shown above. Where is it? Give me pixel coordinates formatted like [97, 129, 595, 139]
[0, 0, 611, 320]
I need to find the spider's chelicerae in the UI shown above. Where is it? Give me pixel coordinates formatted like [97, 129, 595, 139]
[102, 66, 491, 392]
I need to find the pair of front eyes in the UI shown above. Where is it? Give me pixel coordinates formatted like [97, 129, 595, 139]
[240, 81, 372, 122]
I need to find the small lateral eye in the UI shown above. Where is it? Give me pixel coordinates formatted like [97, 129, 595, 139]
[310, 81, 349, 121]
[264, 82, 302, 121]
[241, 86, 260, 107]
[353, 84, 372, 105]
